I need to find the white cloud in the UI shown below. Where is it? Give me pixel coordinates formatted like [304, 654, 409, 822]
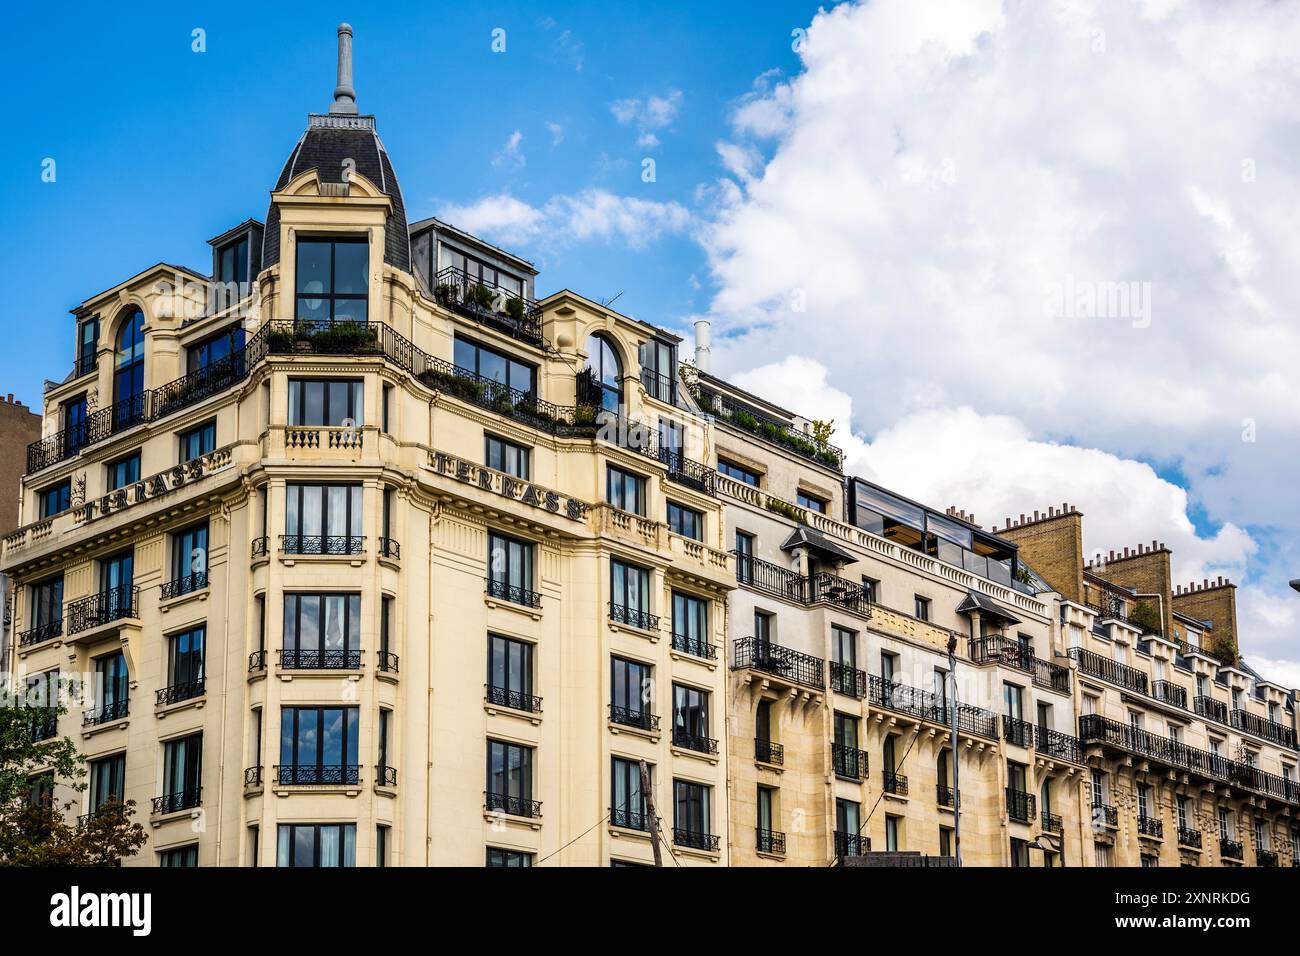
[546, 122, 564, 146]
[436, 189, 692, 250]
[700, 0, 1300, 673]
[611, 90, 683, 149]
[492, 130, 525, 170]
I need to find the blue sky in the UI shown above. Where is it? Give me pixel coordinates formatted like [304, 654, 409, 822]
[3, 0, 818, 404]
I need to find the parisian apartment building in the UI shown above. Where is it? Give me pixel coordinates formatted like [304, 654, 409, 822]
[3, 26, 1297, 868]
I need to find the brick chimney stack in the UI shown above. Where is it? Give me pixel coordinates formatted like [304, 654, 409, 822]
[992, 503, 1083, 603]
[1172, 576, 1239, 663]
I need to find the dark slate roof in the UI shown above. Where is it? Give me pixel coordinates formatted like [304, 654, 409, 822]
[263, 114, 410, 273]
[780, 525, 857, 565]
[954, 590, 1022, 625]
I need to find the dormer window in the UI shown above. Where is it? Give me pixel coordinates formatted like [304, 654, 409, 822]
[640, 338, 676, 404]
[213, 235, 250, 312]
[296, 237, 368, 324]
[75, 316, 98, 377]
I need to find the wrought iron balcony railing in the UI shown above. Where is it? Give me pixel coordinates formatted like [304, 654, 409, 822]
[377, 650, 400, 673]
[609, 704, 659, 733]
[610, 806, 649, 831]
[251, 536, 269, 559]
[275, 764, 362, 786]
[160, 571, 208, 600]
[1194, 695, 1228, 723]
[1003, 715, 1034, 748]
[732, 554, 872, 619]
[66, 586, 139, 634]
[1092, 803, 1119, 828]
[936, 785, 960, 809]
[755, 738, 784, 765]
[757, 827, 786, 855]
[1138, 815, 1164, 838]
[151, 788, 202, 815]
[1152, 680, 1188, 709]
[432, 266, 544, 346]
[375, 765, 398, 788]
[883, 771, 908, 796]
[1178, 827, 1202, 848]
[248, 650, 267, 671]
[1035, 726, 1083, 763]
[83, 697, 128, 726]
[866, 674, 999, 739]
[1220, 838, 1243, 859]
[1006, 788, 1036, 824]
[1032, 657, 1071, 694]
[486, 684, 543, 714]
[277, 648, 362, 670]
[1257, 848, 1279, 867]
[1069, 646, 1149, 694]
[731, 637, 825, 690]
[970, 634, 1035, 673]
[485, 791, 543, 818]
[244, 766, 263, 788]
[658, 448, 717, 496]
[834, 831, 870, 857]
[641, 368, 676, 405]
[673, 828, 720, 852]
[486, 577, 543, 609]
[27, 709, 58, 742]
[671, 633, 718, 660]
[832, 743, 869, 780]
[672, 730, 719, 755]
[1042, 811, 1063, 834]
[609, 601, 660, 632]
[156, 678, 205, 706]
[279, 534, 365, 556]
[18, 620, 62, 647]
[690, 382, 844, 469]
[377, 537, 401, 559]
[830, 661, 868, 699]
[1231, 709, 1297, 748]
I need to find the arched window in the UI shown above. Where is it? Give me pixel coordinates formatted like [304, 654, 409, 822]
[582, 333, 622, 412]
[113, 309, 146, 427]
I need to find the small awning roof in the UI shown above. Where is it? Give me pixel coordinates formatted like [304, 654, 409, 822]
[780, 525, 857, 565]
[955, 590, 1022, 626]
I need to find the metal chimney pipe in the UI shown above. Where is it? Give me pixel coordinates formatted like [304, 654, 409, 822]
[330, 23, 358, 114]
[693, 319, 712, 373]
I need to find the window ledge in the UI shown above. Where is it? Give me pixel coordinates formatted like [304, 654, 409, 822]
[159, 588, 209, 614]
[669, 648, 717, 671]
[18, 638, 64, 660]
[482, 809, 543, 831]
[81, 717, 130, 740]
[671, 843, 721, 863]
[756, 850, 786, 862]
[484, 595, 543, 621]
[671, 745, 719, 767]
[279, 553, 366, 569]
[608, 721, 660, 744]
[155, 697, 206, 719]
[484, 701, 543, 726]
[609, 620, 660, 643]
[150, 807, 202, 829]
[272, 785, 363, 798]
[754, 759, 784, 775]
[276, 669, 363, 682]
[609, 825, 653, 842]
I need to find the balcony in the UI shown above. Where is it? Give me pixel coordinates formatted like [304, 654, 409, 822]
[486, 577, 542, 609]
[832, 743, 869, 780]
[248, 650, 267, 672]
[1231, 709, 1296, 748]
[1035, 726, 1083, 763]
[83, 698, 128, 726]
[936, 785, 960, 809]
[609, 601, 660, 632]
[18, 620, 62, 647]
[731, 637, 825, 690]
[830, 661, 868, 699]
[155, 678, 205, 706]
[733, 555, 872, 619]
[1068, 647, 1149, 695]
[432, 266, 544, 347]
[641, 368, 676, 405]
[1032, 658, 1071, 694]
[377, 538, 401, 560]
[1041, 811, 1063, 834]
[690, 382, 844, 470]
[1137, 815, 1164, 839]
[1002, 715, 1034, 748]
[1194, 695, 1228, 723]
[275, 764, 362, 786]
[757, 828, 786, 855]
[610, 806, 649, 831]
[1006, 788, 1036, 824]
[670, 632, 717, 661]
[658, 448, 717, 496]
[834, 831, 870, 857]
[279, 534, 365, 556]
[486, 684, 543, 714]
[672, 730, 719, 755]
[970, 634, 1035, 673]
[151, 788, 202, 815]
[1152, 680, 1187, 709]
[883, 771, 909, 796]
[1092, 803, 1119, 828]
[485, 791, 542, 819]
[1220, 838, 1243, 860]
[673, 828, 720, 852]
[866, 674, 999, 740]
[66, 586, 139, 635]
[609, 704, 659, 733]
[1257, 848, 1279, 867]
[377, 650, 400, 673]
[755, 738, 784, 766]
[283, 425, 364, 455]
[160, 571, 207, 601]
[277, 648, 362, 670]
[251, 536, 269, 559]
[375, 765, 398, 788]
[244, 766, 263, 789]
[1178, 827, 1203, 849]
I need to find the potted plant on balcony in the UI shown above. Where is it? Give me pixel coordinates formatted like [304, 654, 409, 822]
[504, 296, 525, 325]
[434, 282, 458, 306]
[469, 282, 496, 311]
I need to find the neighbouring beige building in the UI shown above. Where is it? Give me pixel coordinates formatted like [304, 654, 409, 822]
[4, 25, 1296, 869]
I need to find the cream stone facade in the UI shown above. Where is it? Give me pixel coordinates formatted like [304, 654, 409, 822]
[4, 26, 1297, 869]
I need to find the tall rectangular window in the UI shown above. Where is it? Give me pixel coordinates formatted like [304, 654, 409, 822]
[487, 634, 536, 712]
[28, 575, 64, 640]
[277, 824, 356, 867]
[639, 338, 676, 403]
[89, 753, 126, 813]
[832, 626, 856, 667]
[39, 480, 71, 518]
[160, 845, 199, 867]
[179, 420, 217, 462]
[296, 237, 368, 323]
[284, 483, 363, 554]
[611, 757, 648, 830]
[76, 316, 99, 375]
[671, 590, 710, 657]
[667, 501, 703, 541]
[376, 825, 389, 867]
[282, 593, 363, 668]
[487, 532, 535, 605]
[673, 780, 712, 842]
[486, 739, 535, 816]
[169, 522, 209, 594]
[160, 733, 203, 812]
[164, 626, 206, 701]
[90, 651, 128, 723]
[485, 434, 530, 479]
[187, 325, 245, 373]
[609, 559, 651, 627]
[607, 466, 647, 516]
[278, 707, 360, 784]
[106, 453, 141, 491]
[735, 530, 755, 584]
[610, 656, 653, 727]
[62, 395, 87, 456]
[672, 684, 712, 751]
[288, 379, 364, 427]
